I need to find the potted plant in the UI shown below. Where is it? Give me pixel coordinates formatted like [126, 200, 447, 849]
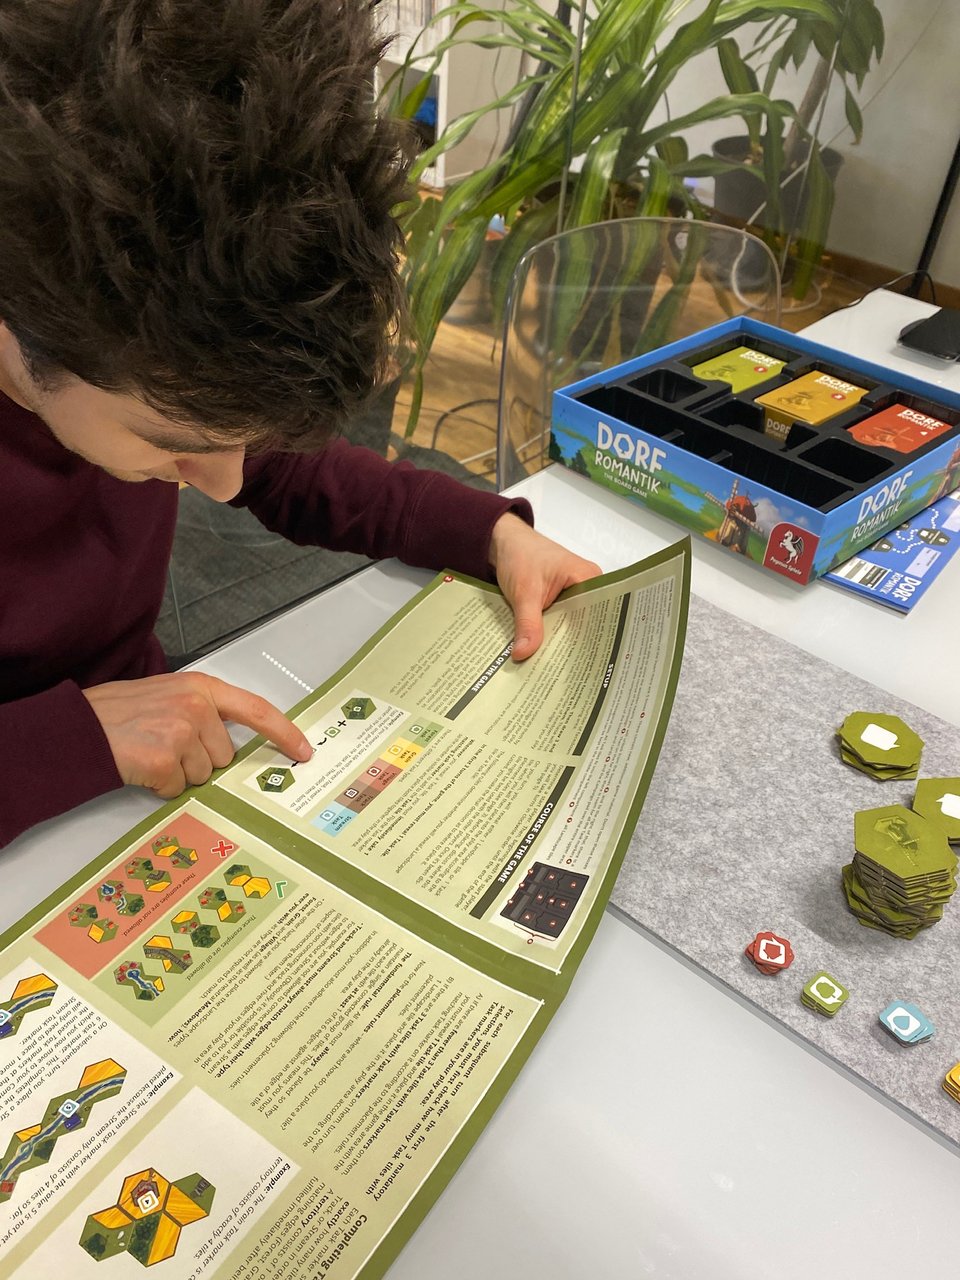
[711, 0, 884, 294]
[381, 0, 882, 433]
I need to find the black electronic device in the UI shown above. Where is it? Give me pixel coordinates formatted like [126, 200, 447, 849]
[897, 307, 960, 361]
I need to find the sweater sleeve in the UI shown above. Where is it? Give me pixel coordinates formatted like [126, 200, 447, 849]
[231, 438, 534, 583]
[0, 681, 123, 850]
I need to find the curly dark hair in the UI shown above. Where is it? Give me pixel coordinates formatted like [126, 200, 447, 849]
[0, 0, 411, 447]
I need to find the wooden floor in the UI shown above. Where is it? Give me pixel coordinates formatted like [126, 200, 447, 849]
[389, 258, 879, 486]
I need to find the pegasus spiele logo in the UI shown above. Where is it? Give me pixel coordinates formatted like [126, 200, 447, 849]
[764, 521, 817, 582]
[779, 529, 804, 566]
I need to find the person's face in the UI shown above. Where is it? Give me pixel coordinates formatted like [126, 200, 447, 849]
[0, 322, 246, 501]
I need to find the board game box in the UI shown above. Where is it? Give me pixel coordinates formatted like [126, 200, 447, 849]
[551, 317, 960, 584]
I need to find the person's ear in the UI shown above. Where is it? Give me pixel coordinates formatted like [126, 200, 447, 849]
[0, 321, 35, 409]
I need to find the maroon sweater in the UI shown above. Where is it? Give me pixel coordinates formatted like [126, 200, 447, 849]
[1, 393, 532, 848]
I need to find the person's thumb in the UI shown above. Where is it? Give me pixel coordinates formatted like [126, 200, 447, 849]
[511, 601, 544, 662]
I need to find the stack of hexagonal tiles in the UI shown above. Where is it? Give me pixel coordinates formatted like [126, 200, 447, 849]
[843, 804, 958, 938]
[837, 712, 923, 782]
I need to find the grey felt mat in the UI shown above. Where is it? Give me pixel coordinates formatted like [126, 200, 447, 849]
[612, 594, 960, 1148]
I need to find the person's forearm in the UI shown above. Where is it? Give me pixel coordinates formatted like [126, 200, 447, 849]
[0, 682, 122, 849]
[233, 438, 534, 580]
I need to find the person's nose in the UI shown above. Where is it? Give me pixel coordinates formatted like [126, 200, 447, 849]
[176, 450, 246, 501]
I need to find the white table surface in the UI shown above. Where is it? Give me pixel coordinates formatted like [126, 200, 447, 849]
[7, 293, 960, 1278]
[801, 287, 960, 392]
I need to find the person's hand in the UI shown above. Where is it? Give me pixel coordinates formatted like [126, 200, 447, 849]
[488, 513, 601, 661]
[82, 673, 312, 799]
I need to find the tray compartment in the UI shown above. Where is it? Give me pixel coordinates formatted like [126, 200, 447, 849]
[796, 437, 894, 485]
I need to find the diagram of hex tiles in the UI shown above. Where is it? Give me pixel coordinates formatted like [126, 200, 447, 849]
[97, 859, 289, 1026]
[79, 1167, 215, 1267]
[34, 813, 271, 983]
[245, 692, 444, 839]
[0, 974, 57, 1039]
[500, 864, 589, 938]
[0, 1059, 126, 1202]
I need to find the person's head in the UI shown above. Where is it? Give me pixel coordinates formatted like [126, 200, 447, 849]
[0, 0, 410, 497]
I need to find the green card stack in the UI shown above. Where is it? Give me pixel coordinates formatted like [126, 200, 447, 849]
[801, 971, 849, 1017]
[837, 712, 923, 781]
[843, 804, 958, 938]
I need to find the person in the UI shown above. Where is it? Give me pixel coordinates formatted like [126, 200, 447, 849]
[0, 0, 598, 850]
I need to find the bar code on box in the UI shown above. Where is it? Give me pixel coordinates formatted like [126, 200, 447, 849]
[831, 557, 890, 589]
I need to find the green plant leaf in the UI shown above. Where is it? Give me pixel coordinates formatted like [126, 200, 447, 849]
[718, 37, 760, 96]
[403, 369, 425, 439]
[783, 24, 813, 71]
[862, 0, 885, 59]
[514, 0, 677, 166]
[718, 0, 838, 21]
[403, 218, 491, 435]
[843, 83, 864, 143]
[655, 135, 689, 166]
[410, 72, 550, 181]
[631, 220, 708, 354]
[403, 194, 445, 265]
[567, 128, 628, 229]
[839, 16, 872, 78]
[790, 143, 833, 300]
[637, 156, 674, 216]
[629, 91, 794, 160]
[717, 37, 762, 151]
[426, 8, 571, 66]
[641, 0, 724, 104]
[670, 154, 761, 177]
[429, 0, 574, 44]
[489, 197, 561, 323]
[761, 105, 785, 235]
[401, 163, 508, 305]
[474, 62, 651, 219]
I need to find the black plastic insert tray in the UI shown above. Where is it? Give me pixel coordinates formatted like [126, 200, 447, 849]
[574, 342, 960, 514]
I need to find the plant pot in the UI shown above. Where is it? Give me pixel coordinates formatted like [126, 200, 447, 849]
[711, 136, 843, 235]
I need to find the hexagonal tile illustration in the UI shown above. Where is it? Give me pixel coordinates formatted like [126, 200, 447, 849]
[87, 919, 117, 945]
[170, 911, 221, 947]
[0, 1059, 126, 1203]
[68, 903, 99, 928]
[152, 835, 198, 867]
[256, 767, 295, 794]
[114, 961, 164, 1001]
[223, 865, 271, 898]
[143, 936, 192, 975]
[126, 858, 172, 893]
[79, 1167, 215, 1266]
[198, 888, 246, 923]
[96, 880, 144, 917]
[0, 974, 58, 1039]
[342, 696, 376, 720]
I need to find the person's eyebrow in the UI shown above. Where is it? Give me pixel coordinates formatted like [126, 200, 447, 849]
[130, 427, 236, 455]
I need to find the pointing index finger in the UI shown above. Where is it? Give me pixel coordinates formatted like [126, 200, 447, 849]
[207, 680, 313, 761]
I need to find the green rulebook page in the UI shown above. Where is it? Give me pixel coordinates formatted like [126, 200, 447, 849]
[0, 539, 689, 1280]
